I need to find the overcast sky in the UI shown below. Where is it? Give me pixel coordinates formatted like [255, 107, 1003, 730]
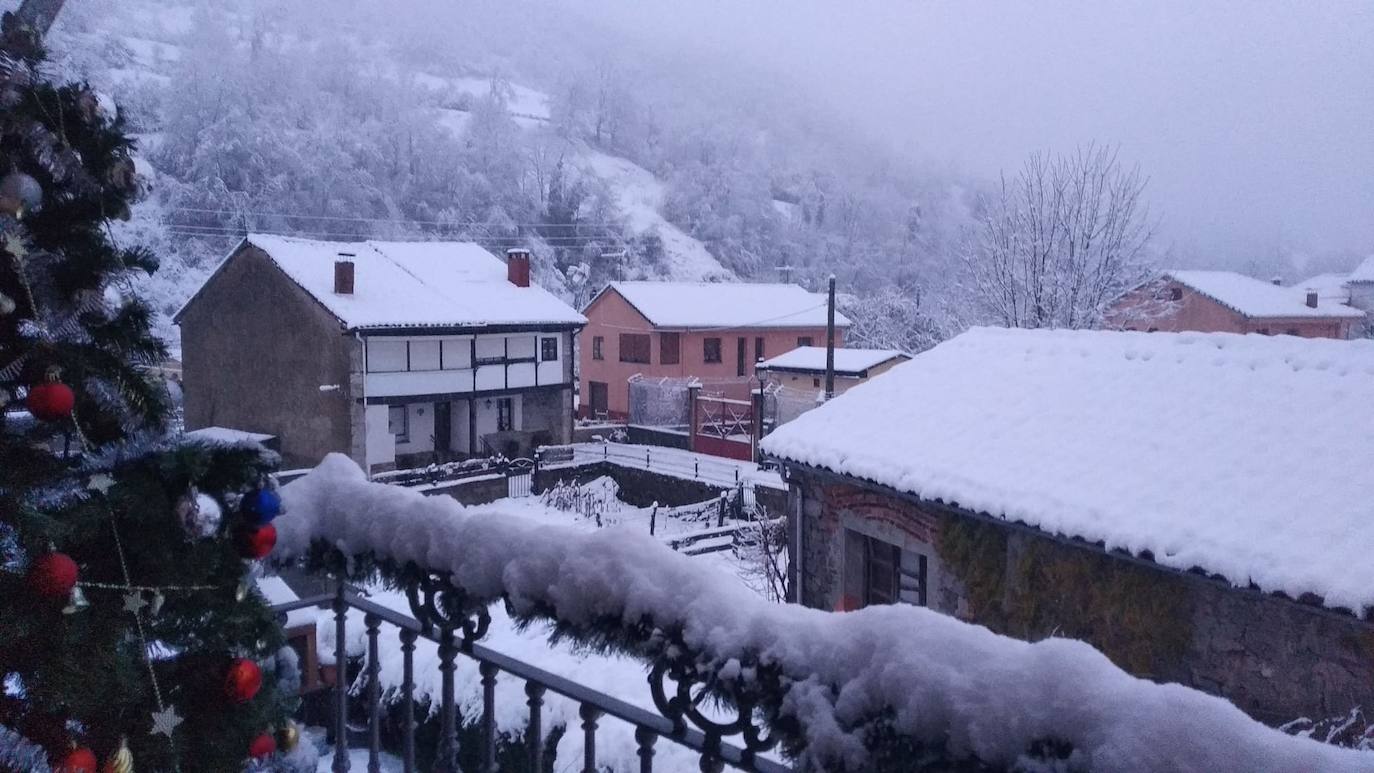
[583, 1, 1374, 270]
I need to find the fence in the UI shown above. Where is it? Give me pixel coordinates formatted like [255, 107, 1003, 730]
[628, 375, 693, 429]
[275, 582, 790, 773]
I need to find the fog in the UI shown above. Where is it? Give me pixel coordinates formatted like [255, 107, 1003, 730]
[580, 1, 1374, 269]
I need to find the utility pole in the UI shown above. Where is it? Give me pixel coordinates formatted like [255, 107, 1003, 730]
[824, 274, 836, 400]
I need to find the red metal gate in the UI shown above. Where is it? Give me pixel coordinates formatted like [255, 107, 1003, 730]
[692, 394, 754, 461]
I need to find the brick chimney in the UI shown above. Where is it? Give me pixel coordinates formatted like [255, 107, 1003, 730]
[334, 253, 355, 295]
[506, 248, 531, 288]
[1306, 290, 1318, 308]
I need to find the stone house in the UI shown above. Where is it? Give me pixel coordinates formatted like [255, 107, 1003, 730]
[579, 281, 849, 420]
[1109, 269, 1364, 338]
[761, 327, 1374, 724]
[176, 234, 585, 471]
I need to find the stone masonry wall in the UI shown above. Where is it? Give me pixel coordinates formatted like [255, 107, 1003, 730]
[790, 473, 1374, 725]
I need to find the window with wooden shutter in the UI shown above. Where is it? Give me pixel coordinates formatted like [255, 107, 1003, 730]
[619, 333, 650, 364]
[660, 332, 680, 365]
[703, 337, 722, 363]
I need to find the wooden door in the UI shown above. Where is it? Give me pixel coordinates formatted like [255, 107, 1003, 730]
[589, 381, 609, 418]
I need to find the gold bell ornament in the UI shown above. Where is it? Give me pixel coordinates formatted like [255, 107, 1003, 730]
[276, 720, 301, 752]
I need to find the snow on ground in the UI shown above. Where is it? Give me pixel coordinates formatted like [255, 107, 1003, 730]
[546, 442, 785, 490]
[277, 454, 1374, 772]
[763, 327, 1374, 613]
[295, 483, 765, 772]
[578, 152, 734, 281]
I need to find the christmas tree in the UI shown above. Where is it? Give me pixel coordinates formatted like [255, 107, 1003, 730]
[0, 12, 298, 772]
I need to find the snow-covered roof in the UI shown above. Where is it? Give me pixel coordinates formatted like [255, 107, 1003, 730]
[1348, 254, 1374, 284]
[1293, 272, 1353, 305]
[758, 346, 907, 375]
[184, 235, 586, 330]
[185, 426, 275, 444]
[762, 327, 1374, 613]
[1166, 269, 1364, 319]
[596, 281, 850, 329]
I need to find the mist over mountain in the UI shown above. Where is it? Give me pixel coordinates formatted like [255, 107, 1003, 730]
[18, 0, 1370, 348]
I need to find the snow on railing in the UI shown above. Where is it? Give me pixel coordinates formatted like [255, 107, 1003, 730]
[276, 454, 1372, 773]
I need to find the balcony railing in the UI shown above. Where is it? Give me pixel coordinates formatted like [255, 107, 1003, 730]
[270, 454, 1374, 773]
[273, 576, 789, 773]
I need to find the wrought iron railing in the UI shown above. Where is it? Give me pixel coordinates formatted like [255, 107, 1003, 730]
[272, 578, 791, 773]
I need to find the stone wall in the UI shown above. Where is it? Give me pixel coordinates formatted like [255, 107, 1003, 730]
[421, 473, 509, 506]
[790, 473, 1374, 725]
[180, 246, 355, 469]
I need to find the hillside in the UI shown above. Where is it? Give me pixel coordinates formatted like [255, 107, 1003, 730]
[20, 0, 971, 350]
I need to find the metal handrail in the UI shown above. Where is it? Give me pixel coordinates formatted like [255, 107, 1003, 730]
[275, 583, 791, 773]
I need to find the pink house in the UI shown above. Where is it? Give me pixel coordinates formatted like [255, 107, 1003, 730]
[1108, 270, 1364, 338]
[579, 282, 849, 420]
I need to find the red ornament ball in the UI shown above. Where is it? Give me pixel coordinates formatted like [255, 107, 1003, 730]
[235, 523, 276, 560]
[224, 658, 263, 703]
[26, 382, 75, 422]
[27, 553, 79, 599]
[56, 747, 98, 773]
[248, 732, 276, 759]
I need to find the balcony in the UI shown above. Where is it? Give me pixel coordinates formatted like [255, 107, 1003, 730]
[270, 455, 1373, 773]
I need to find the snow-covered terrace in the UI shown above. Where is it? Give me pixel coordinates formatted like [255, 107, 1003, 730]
[762, 327, 1374, 615]
[274, 454, 1372, 772]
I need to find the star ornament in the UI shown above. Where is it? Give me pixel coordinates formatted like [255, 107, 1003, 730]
[87, 474, 116, 494]
[150, 705, 182, 737]
[122, 591, 147, 614]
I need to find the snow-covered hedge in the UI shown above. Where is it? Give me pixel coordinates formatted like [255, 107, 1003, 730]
[276, 454, 1372, 773]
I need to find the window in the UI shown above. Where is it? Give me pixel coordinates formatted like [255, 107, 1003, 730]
[619, 333, 651, 364]
[592, 336, 604, 360]
[388, 405, 409, 443]
[496, 397, 515, 432]
[813, 377, 821, 388]
[797, 336, 814, 348]
[703, 337, 722, 363]
[754, 337, 765, 364]
[660, 332, 681, 365]
[1169, 287, 1184, 301]
[409, 340, 440, 371]
[737, 337, 747, 377]
[541, 337, 559, 362]
[1285, 328, 1300, 336]
[441, 339, 472, 370]
[367, 339, 408, 372]
[848, 530, 928, 608]
[1257, 328, 1272, 336]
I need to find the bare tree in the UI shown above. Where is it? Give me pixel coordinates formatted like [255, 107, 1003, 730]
[957, 144, 1156, 329]
[737, 508, 790, 603]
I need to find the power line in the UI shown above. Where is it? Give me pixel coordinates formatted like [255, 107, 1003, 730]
[162, 206, 629, 229]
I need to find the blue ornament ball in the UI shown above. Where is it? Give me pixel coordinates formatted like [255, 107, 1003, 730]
[242, 488, 282, 524]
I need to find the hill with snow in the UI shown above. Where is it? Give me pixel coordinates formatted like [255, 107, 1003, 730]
[16, 0, 969, 349]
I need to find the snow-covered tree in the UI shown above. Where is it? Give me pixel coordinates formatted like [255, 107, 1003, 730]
[956, 144, 1155, 329]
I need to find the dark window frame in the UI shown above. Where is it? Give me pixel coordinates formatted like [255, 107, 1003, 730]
[703, 337, 722, 364]
[619, 333, 651, 364]
[540, 336, 559, 362]
[388, 405, 409, 444]
[660, 332, 681, 365]
[592, 336, 604, 361]
[797, 336, 814, 348]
